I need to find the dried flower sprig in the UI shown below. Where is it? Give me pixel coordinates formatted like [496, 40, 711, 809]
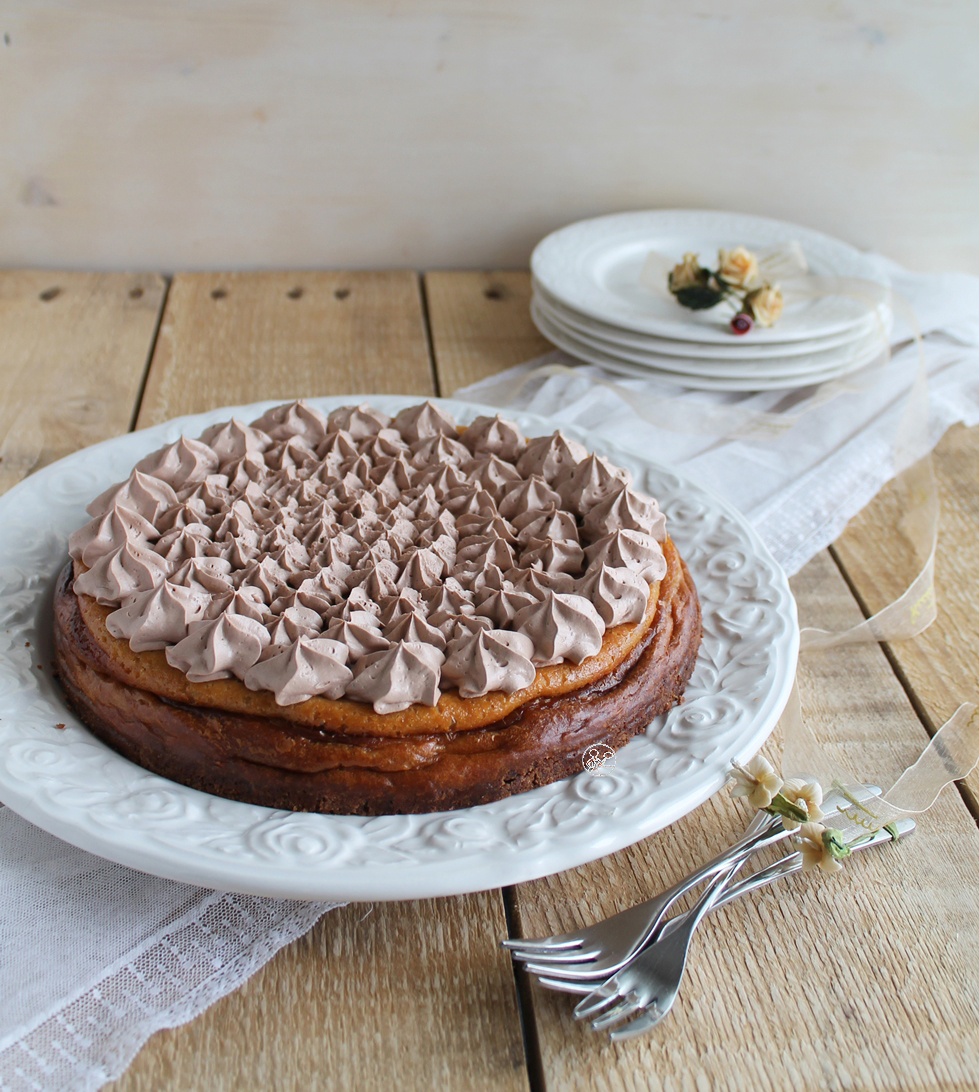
[728, 758, 868, 876]
[668, 246, 784, 335]
[779, 777, 825, 831]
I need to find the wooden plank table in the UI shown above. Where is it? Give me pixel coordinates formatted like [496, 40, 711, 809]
[2, 269, 977, 1091]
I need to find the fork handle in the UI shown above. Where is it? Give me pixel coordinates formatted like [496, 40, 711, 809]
[619, 783, 891, 950]
[538, 817, 916, 997]
[711, 815, 916, 912]
[641, 817, 792, 940]
[663, 815, 917, 936]
[667, 781, 891, 913]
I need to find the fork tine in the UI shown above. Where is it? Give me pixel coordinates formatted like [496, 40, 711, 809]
[589, 993, 644, 1031]
[573, 983, 625, 1021]
[511, 952, 605, 975]
[607, 1005, 665, 1041]
[533, 974, 594, 995]
[500, 937, 583, 953]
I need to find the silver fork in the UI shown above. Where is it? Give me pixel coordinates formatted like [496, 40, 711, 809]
[572, 862, 739, 1035]
[539, 815, 915, 995]
[568, 816, 915, 1039]
[504, 810, 787, 981]
[503, 784, 882, 982]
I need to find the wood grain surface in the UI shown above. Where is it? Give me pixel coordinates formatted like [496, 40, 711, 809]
[425, 271, 551, 395]
[110, 897, 529, 1092]
[0, 271, 165, 494]
[137, 271, 434, 427]
[3, 267, 977, 1092]
[427, 269, 979, 1091]
[514, 552, 979, 1091]
[833, 424, 979, 811]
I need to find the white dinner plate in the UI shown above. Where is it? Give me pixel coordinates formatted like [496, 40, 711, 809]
[532, 304, 886, 391]
[531, 297, 888, 381]
[0, 397, 798, 901]
[531, 209, 891, 344]
[531, 278, 885, 360]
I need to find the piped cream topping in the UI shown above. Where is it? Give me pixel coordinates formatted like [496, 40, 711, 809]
[69, 400, 668, 709]
[575, 564, 651, 627]
[165, 613, 271, 683]
[442, 628, 536, 698]
[135, 437, 220, 489]
[69, 504, 161, 567]
[583, 529, 667, 584]
[345, 641, 445, 714]
[74, 541, 170, 605]
[581, 484, 667, 542]
[513, 592, 606, 666]
[460, 415, 526, 462]
[244, 637, 351, 704]
[106, 582, 208, 651]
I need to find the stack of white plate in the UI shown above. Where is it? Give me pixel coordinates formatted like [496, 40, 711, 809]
[530, 210, 892, 392]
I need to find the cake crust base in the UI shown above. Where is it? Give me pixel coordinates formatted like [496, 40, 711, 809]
[53, 541, 701, 815]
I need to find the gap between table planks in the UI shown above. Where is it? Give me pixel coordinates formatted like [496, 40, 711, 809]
[426, 271, 979, 1091]
[111, 270, 531, 1092]
[135, 271, 436, 427]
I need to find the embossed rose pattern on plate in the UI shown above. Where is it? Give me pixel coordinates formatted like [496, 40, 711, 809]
[0, 397, 798, 899]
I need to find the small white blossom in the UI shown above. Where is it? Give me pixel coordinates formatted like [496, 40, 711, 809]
[779, 777, 824, 830]
[795, 822, 845, 874]
[729, 756, 783, 810]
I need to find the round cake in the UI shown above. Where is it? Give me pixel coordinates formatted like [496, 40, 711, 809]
[53, 400, 701, 814]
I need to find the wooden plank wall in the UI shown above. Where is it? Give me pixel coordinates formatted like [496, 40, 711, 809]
[4, 1, 979, 275]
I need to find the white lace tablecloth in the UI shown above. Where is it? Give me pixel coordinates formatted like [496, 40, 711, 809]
[2, 256, 978, 1092]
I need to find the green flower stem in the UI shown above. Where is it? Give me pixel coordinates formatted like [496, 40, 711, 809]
[764, 792, 810, 825]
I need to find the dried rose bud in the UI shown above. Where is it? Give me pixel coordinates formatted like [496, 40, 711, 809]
[669, 254, 724, 311]
[730, 312, 753, 335]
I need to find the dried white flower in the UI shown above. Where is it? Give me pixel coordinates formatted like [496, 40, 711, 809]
[730, 756, 783, 810]
[779, 777, 825, 830]
[795, 821, 850, 874]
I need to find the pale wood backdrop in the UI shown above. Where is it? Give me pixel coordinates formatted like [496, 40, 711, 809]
[2, 1, 978, 275]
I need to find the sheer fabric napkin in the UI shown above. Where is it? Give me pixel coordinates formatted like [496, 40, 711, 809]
[458, 259, 979, 576]
[2, 257, 978, 1092]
